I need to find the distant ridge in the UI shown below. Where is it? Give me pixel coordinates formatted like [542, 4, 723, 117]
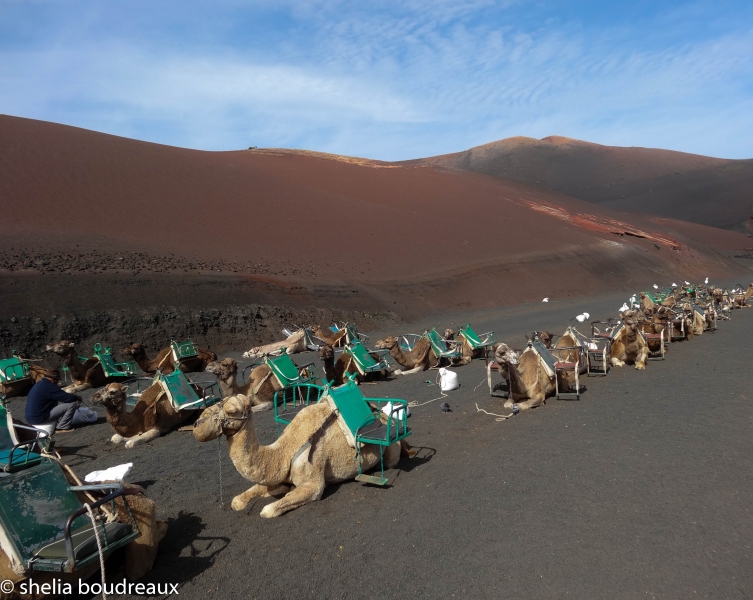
[407, 136, 753, 233]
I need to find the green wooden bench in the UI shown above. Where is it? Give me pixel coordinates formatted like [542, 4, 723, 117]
[0, 460, 139, 575]
[324, 378, 411, 486]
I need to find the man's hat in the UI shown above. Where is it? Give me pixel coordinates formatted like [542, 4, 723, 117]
[43, 369, 61, 379]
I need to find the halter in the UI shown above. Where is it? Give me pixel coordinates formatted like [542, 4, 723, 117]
[194, 396, 250, 437]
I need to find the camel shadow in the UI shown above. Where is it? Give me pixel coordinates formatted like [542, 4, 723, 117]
[133, 511, 229, 589]
[397, 445, 436, 473]
[132, 479, 158, 490]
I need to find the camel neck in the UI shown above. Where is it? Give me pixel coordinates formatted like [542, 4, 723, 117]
[226, 417, 280, 483]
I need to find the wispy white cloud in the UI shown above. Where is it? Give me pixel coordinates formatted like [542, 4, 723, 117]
[0, 1, 752, 158]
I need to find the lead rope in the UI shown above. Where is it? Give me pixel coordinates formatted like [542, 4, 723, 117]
[85, 503, 108, 600]
[217, 436, 224, 509]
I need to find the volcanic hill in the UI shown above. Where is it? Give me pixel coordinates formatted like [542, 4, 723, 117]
[407, 136, 753, 233]
[1, 115, 751, 355]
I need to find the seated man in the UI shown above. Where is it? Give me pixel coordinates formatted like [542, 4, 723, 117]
[24, 369, 80, 434]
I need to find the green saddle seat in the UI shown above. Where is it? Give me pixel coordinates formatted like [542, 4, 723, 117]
[342, 342, 391, 376]
[157, 371, 222, 411]
[425, 328, 462, 361]
[0, 460, 139, 574]
[0, 355, 30, 384]
[458, 324, 497, 351]
[93, 344, 136, 378]
[170, 340, 199, 362]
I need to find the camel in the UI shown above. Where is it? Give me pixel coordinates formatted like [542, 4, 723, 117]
[732, 283, 753, 308]
[373, 335, 437, 374]
[678, 302, 707, 336]
[192, 394, 407, 517]
[609, 312, 648, 369]
[493, 342, 554, 411]
[311, 325, 348, 347]
[123, 342, 217, 375]
[525, 331, 556, 348]
[243, 329, 307, 359]
[205, 358, 276, 411]
[317, 344, 393, 385]
[46, 340, 120, 393]
[92, 382, 195, 448]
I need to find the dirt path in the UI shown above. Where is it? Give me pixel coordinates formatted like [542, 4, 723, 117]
[7, 294, 752, 599]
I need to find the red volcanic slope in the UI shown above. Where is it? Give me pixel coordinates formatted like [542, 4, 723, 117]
[0, 116, 750, 315]
[407, 136, 753, 233]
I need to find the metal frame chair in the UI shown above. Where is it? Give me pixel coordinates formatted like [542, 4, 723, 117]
[0, 460, 139, 575]
[93, 343, 137, 378]
[0, 403, 50, 473]
[323, 377, 410, 486]
[424, 328, 463, 364]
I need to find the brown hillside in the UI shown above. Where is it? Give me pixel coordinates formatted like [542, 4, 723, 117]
[407, 136, 753, 232]
[0, 115, 750, 354]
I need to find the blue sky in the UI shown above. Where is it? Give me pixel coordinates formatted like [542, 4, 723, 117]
[1, 0, 752, 160]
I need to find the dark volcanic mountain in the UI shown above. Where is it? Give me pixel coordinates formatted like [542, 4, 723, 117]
[407, 136, 753, 233]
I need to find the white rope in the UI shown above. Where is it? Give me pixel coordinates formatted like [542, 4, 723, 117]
[85, 503, 108, 600]
[407, 372, 448, 407]
[475, 403, 515, 421]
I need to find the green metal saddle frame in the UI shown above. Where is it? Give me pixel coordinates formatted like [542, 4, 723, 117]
[340, 342, 392, 377]
[93, 343, 137, 378]
[424, 328, 463, 363]
[170, 340, 200, 363]
[323, 377, 411, 486]
[0, 460, 139, 575]
[242, 353, 322, 433]
[125, 370, 222, 410]
[0, 403, 49, 473]
[0, 353, 32, 400]
[457, 324, 497, 363]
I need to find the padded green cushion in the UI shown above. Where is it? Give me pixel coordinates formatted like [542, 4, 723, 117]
[34, 522, 133, 560]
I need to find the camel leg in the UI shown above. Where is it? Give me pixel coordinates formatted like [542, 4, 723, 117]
[251, 401, 273, 412]
[610, 357, 625, 367]
[64, 382, 91, 393]
[231, 483, 289, 511]
[634, 349, 648, 370]
[393, 365, 425, 376]
[260, 482, 324, 518]
[111, 434, 126, 444]
[124, 428, 161, 449]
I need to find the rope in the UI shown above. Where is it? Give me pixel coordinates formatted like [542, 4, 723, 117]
[85, 503, 108, 600]
[42, 453, 116, 521]
[408, 371, 448, 407]
[217, 436, 224, 509]
[475, 403, 516, 421]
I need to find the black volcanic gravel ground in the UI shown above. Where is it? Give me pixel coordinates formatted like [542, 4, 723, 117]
[6, 293, 753, 599]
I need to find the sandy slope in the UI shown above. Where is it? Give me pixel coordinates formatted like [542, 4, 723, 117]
[1, 116, 751, 354]
[408, 135, 753, 232]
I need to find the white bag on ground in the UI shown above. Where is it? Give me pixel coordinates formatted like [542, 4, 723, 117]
[439, 367, 459, 392]
[71, 406, 98, 426]
[85, 463, 133, 483]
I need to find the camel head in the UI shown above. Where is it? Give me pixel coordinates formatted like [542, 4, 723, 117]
[373, 336, 398, 351]
[46, 340, 76, 355]
[123, 343, 147, 359]
[205, 358, 237, 383]
[92, 383, 129, 410]
[317, 345, 335, 361]
[443, 329, 455, 340]
[193, 394, 249, 442]
[526, 331, 555, 348]
[493, 343, 519, 366]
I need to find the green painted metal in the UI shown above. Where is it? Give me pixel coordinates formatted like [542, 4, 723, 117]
[264, 353, 319, 388]
[458, 324, 497, 351]
[0, 461, 139, 574]
[325, 378, 411, 486]
[93, 344, 137, 378]
[273, 383, 325, 433]
[425, 328, 462, 360]
[157, 370, 222, 411]
[170, 340, 199, 362]
[0, 404, 42, 472]
[343, 342, 390, 375]
[0, 354, 30, 384]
